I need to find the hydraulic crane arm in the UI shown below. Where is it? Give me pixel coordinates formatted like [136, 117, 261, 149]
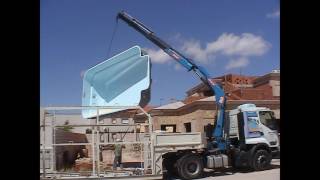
[117, 11, 227, 150]
[117, 11, 196, 71]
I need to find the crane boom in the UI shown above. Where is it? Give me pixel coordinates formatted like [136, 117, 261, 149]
[117, 11, 227, 150]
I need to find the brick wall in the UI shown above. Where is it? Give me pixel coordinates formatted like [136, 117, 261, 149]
[153, 109, 216, 133]
[185, 72, 280, 102]
[232, 86, 274, 100]
[151, 100, 280, 134]
[227, 74, 257, 85]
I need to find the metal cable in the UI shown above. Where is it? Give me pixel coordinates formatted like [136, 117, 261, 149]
[106, 19, 119, 58]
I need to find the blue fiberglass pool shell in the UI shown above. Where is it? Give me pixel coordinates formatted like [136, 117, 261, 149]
[82, 46, 151, 118]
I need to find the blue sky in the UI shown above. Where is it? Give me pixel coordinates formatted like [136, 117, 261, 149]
[40, 0, 279, 106]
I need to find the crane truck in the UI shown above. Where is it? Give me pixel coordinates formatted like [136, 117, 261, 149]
[115, 11, 280, 180]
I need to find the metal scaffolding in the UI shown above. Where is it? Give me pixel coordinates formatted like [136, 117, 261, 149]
[40, 106, 155, 179]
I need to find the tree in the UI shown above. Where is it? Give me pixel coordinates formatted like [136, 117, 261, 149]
[59, 120, 74, 132]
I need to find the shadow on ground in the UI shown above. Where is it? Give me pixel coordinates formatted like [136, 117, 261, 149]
[200, 163, 280, 179]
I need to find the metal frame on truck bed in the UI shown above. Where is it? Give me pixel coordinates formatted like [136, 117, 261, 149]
[40, 106, 207, 179]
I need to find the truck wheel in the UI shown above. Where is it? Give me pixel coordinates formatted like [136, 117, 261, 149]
[177, 154, 203, 180]
[162, 157, 178, 179]
[251, 149, 271, 171]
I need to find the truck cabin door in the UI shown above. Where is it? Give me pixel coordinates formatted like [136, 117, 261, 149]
[258, 111, 279, 146]
[243, 111, 263, 139]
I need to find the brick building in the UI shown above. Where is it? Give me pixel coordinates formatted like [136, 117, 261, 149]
[149, 70, 280, 133]
[185, 70, 280, 102]
[150, 98, 279, 133]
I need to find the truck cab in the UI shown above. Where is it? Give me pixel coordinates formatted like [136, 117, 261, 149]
[228, 104, 280, 169]
[228, 104, 279, 149]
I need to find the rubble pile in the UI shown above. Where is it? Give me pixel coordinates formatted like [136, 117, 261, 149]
[74, 158, 92, 171]
[74, 158, 113, 172]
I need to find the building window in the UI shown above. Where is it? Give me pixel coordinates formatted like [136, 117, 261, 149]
[272, 84, 280, 97]
[122, 119, 129, 124]
[112, 119, 117, 124]
[161, 125, 176, 133]
[184, 122, 191, 132]
[144, 126, 149, 133]
[100, 134, 105, 143]
[259, 111, 278, 131]
[85, 128, 92, 134]
[112, 133, 117, 141]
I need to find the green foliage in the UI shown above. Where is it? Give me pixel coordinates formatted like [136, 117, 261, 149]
[58, 120, 74, 132]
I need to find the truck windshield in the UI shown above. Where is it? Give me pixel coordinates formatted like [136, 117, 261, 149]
[259, 111, 278, 131]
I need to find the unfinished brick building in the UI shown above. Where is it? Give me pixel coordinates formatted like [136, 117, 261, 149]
[185, 70, 280, 102]
[149, 70, 280, 133]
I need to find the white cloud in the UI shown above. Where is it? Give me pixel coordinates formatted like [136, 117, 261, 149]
[206, 33, 271, 56]
[225, 57, 249, 70]
[181, 39, 209, 63]
[143, 48, 171, 64]
[144, 33, 271, 70]
[179, 33, 270, 63]
[267, 9, 280, 18]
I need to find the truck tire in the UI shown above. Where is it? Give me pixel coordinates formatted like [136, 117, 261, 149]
[231, 149, 248, 169]
[251, 149, 271, 171]
[177, 154, 203, 180]
[162, 157, 178, 179]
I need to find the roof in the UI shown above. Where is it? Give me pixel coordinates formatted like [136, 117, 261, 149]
[143, 105, 156, 112]
[194, 96, 280, 102]
[253, 71, 280, 85]
[154, 101, 186, 110]
[197, 96, 216, 102]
